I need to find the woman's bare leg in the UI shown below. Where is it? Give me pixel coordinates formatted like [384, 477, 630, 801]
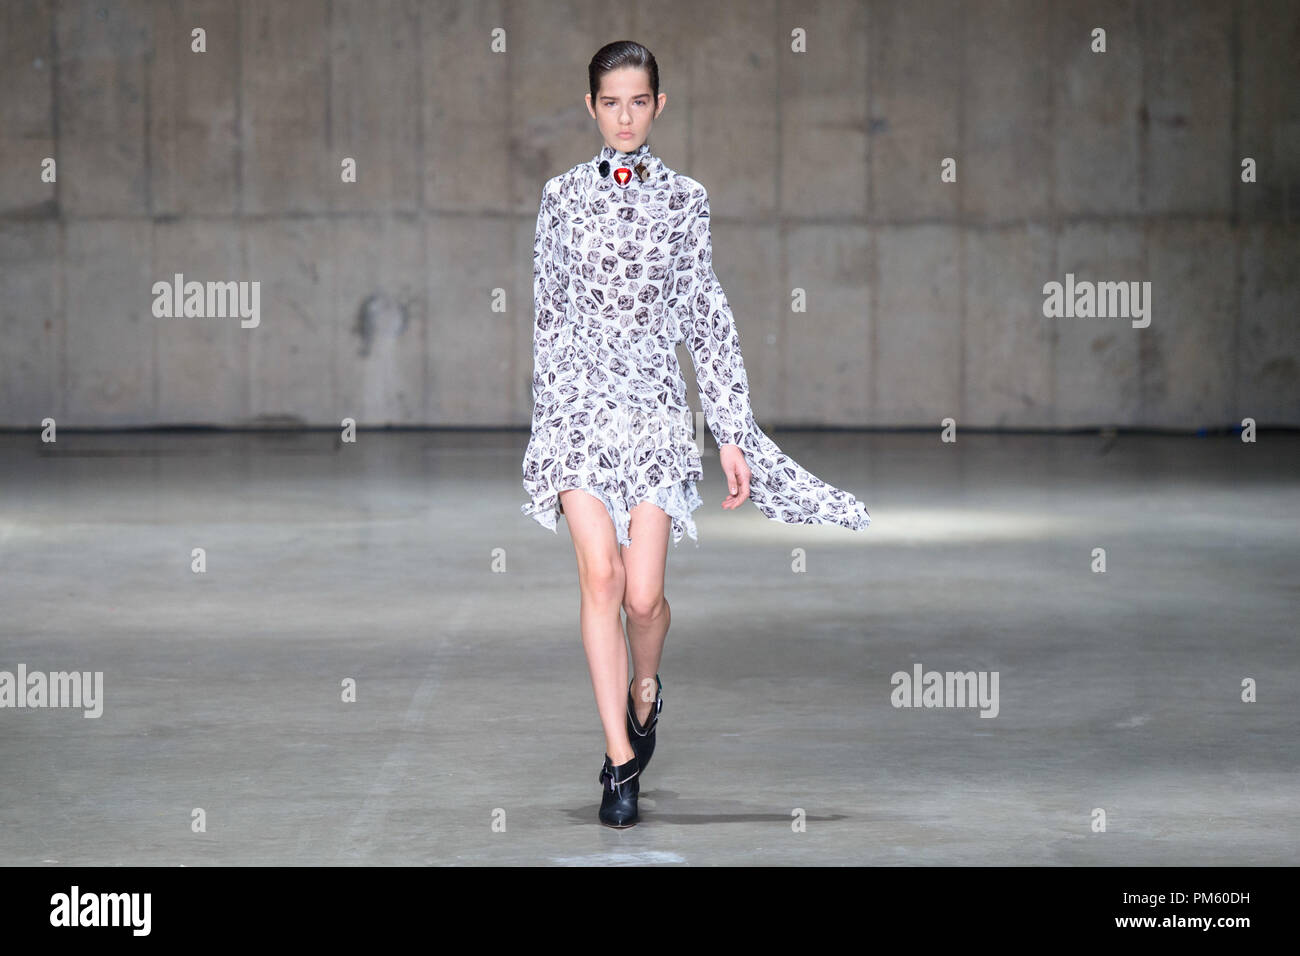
[622, 501, 672, 726]
[560, 489, 634, 764]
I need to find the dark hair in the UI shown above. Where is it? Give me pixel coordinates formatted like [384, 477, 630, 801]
[588, 40, 659, 103]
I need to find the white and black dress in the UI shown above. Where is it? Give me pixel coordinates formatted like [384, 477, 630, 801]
[521, 140, 871, 547]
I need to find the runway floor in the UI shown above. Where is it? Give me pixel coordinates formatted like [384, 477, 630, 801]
[1, 428, 1295, 865]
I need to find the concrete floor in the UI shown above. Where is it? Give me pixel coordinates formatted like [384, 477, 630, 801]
[0, 429, 1296, 865]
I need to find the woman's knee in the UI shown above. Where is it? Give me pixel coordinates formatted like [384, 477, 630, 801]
[623, 590, 667, 626]
[578, 553, 625, 605]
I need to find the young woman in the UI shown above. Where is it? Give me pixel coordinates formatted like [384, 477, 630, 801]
[521, 41, 871, 827]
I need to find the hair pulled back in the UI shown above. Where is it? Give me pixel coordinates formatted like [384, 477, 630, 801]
[588, 40, 659, 102]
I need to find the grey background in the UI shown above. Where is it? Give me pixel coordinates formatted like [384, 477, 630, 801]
[1, 0, 1297, 868]
[1, 0, 1297, 429]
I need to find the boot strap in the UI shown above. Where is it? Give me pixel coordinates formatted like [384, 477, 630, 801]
[598, 761, 640, 788]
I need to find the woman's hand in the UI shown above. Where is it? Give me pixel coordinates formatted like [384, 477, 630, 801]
[719, 444, 751, 510]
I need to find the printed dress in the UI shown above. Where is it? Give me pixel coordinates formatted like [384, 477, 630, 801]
[521, 140, 871, 548]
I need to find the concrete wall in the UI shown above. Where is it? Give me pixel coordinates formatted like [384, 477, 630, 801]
[0, 0, 1296, 429]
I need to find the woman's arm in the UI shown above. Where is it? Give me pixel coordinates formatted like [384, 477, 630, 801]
[531, 178, 567, 406]
[675, 187, 753, 451]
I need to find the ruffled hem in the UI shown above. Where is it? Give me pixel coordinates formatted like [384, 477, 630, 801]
[522, 478, 704, 549]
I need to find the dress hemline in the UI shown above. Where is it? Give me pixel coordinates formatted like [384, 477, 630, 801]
[521, 478, 704, 549]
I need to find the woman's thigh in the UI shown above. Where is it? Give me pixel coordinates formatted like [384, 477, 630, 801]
[559, 489, 624, 599]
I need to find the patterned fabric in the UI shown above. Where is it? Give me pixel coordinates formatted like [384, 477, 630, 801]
[521, 140, 871, 547]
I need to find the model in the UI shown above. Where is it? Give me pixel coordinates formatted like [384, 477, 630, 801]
[520, 41, 871, 827]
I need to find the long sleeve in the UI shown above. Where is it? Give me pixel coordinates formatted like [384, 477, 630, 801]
[673, 185, 871, 532]
[531, 178, 567, 406]
[674, 188, 753, 450]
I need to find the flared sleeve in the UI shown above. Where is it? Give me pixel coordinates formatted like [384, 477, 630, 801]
[673, 186, 872, 533]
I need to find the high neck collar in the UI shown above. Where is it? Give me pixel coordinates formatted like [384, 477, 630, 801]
[593, 140, 667, 184]
[599, 140, 652, 165]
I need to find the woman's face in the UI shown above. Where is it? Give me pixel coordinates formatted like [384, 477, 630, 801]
[586, 66, 665, 152]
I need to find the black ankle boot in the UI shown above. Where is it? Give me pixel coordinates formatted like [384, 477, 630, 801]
[626, 674, 663, 773]
[596, 753, 640, 827]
